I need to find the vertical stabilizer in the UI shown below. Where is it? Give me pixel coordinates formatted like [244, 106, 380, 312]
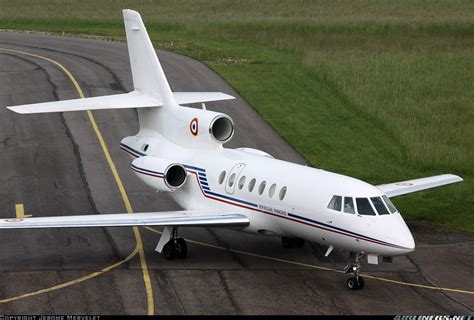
[123, 9, 175, 107]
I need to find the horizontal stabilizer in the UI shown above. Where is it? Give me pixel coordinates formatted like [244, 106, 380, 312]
[7, 91, 162, 114]
[0, 210, 249, 229]
[376, 174, 463, 198]
[173, 92, 235, 105]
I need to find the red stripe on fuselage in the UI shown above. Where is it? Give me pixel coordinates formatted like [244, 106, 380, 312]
[186, 170, 403, 250]
[119, 146, 403, 250]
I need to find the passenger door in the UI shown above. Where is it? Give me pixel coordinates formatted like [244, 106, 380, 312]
[225, 163, 246, 195]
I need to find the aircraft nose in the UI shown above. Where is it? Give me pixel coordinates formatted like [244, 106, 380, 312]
[397, 214, 415, 253]
[400, 228, 415, 253]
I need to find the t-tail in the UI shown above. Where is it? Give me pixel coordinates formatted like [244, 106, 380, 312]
[123, 9, 175, 107]
[6, 9, 235, 130]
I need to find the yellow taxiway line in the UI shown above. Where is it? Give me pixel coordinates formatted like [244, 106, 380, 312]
[15, 203, 32, 218]
[0, 47, 472, 311]
[0, 47, 154, 314]
[0, 247, 138, 304]
[144, 226, 474, 296]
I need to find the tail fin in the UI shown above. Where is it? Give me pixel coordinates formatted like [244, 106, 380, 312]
[123, 9, 176, 107]
[6, 9, 235, 115]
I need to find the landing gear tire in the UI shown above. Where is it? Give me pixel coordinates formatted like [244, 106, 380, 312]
[162, 238, 188, 260]
[163, 241, 176, 260]
[281, 236, 294, 248]
[282, 237, 305, 248]
[344, 252, 366, 290]
[346, 276, 364, 290]
[176, 238, 188, 259]
[295, 238, 305, 248]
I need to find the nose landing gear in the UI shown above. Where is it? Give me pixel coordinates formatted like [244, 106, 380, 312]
[344, 252, 366, 290]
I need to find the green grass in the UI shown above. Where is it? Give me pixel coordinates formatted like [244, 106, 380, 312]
[0, 0, 472, 231]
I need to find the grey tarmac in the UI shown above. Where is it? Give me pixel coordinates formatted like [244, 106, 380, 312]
[0, 31, 472, 315]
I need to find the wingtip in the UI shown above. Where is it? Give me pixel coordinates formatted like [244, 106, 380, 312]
[123, 9, 141, 20]
[6, 106, 24, 114]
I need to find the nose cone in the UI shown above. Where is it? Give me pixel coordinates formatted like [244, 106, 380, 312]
[398, 214, 416, 253]
[373, 213, 416, 256]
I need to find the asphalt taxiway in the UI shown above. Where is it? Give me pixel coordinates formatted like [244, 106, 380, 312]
[0, 32, 472, 315]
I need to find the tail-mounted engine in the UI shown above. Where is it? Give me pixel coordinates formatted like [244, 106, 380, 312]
[157, 106, 235, 148]
[131, 156, 187, 192]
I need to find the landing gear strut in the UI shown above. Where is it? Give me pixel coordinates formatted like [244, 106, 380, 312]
[159, 227, 188, 260]
[344, 252, 365, 290]
[281, 236, 305, 248]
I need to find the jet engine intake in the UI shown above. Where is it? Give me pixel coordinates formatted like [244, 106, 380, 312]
[210, 114, 234, 143]
[132, 156, 187, 192]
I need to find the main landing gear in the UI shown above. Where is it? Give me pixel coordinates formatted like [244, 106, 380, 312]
[156, 226, 188, 260]
[281, 236, 305, 248]
[344, 252, 366, 290]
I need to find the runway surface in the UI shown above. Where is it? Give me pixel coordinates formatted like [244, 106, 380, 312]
[0, 31, 472, 315]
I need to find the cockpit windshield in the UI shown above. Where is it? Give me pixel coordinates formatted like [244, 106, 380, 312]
[356, 198, 376, 215]
[327, 194, 398, 215]
[382, 195, 398, 213]
[371, 197, 390, 215]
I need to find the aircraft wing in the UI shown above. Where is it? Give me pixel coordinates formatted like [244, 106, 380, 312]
[376, 174, 463, 197]
[7, 91, 162, 114]
[0, 210, 249, 229]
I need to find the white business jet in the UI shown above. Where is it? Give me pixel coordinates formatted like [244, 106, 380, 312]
[1, 10, 463, 290]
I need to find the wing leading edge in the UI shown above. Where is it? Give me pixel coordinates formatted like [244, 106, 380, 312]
[376, 174, 463, 198]
[0, 210, 249, 229]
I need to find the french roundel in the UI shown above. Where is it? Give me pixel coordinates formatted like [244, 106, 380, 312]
[190, 117, 198, 136]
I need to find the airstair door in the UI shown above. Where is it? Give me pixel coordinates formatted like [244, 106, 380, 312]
[225, 163, 246, 195]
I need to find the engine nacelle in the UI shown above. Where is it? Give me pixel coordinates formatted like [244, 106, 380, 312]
[162, 106, 235, 148]
[131, 156, 187, 192]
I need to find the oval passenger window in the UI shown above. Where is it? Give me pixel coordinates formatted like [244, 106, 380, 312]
[218, 171, 226, 184]
[238, 176, 246, 190]
[268, 183, 276, 198]
[228, 173, 236, 187]
[258, 181, 266, 195]
[248, 178, 256, 192]
[279, 186, 287, 200]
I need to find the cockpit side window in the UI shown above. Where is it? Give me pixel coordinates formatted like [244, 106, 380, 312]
[370, 197, 390, 215]
[356, 198, 376, 215]
[382, 195, 397, 213]
[327, 195, 342, 211]
[343, 197, 355, 214]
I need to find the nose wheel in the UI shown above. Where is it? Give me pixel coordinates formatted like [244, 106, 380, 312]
[344, 252, 366, 290]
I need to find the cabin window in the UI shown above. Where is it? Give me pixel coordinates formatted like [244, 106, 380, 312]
[327, 195, 342, 211]
[258, 181, 266, 195]
[343, 197, 355, 214]
[370, 197, 390, 215]
[268, 183, 276, 198]
[248, 178, 256, 192]
[279, 186, 287, 200]
[228, 173, 236, 187]
[356, 198, 376, 216]
[218, 171, 226, 184]
[238, 176, 246, 190]
[382, 195, 397, 214]
[142, 144, 149, 152]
